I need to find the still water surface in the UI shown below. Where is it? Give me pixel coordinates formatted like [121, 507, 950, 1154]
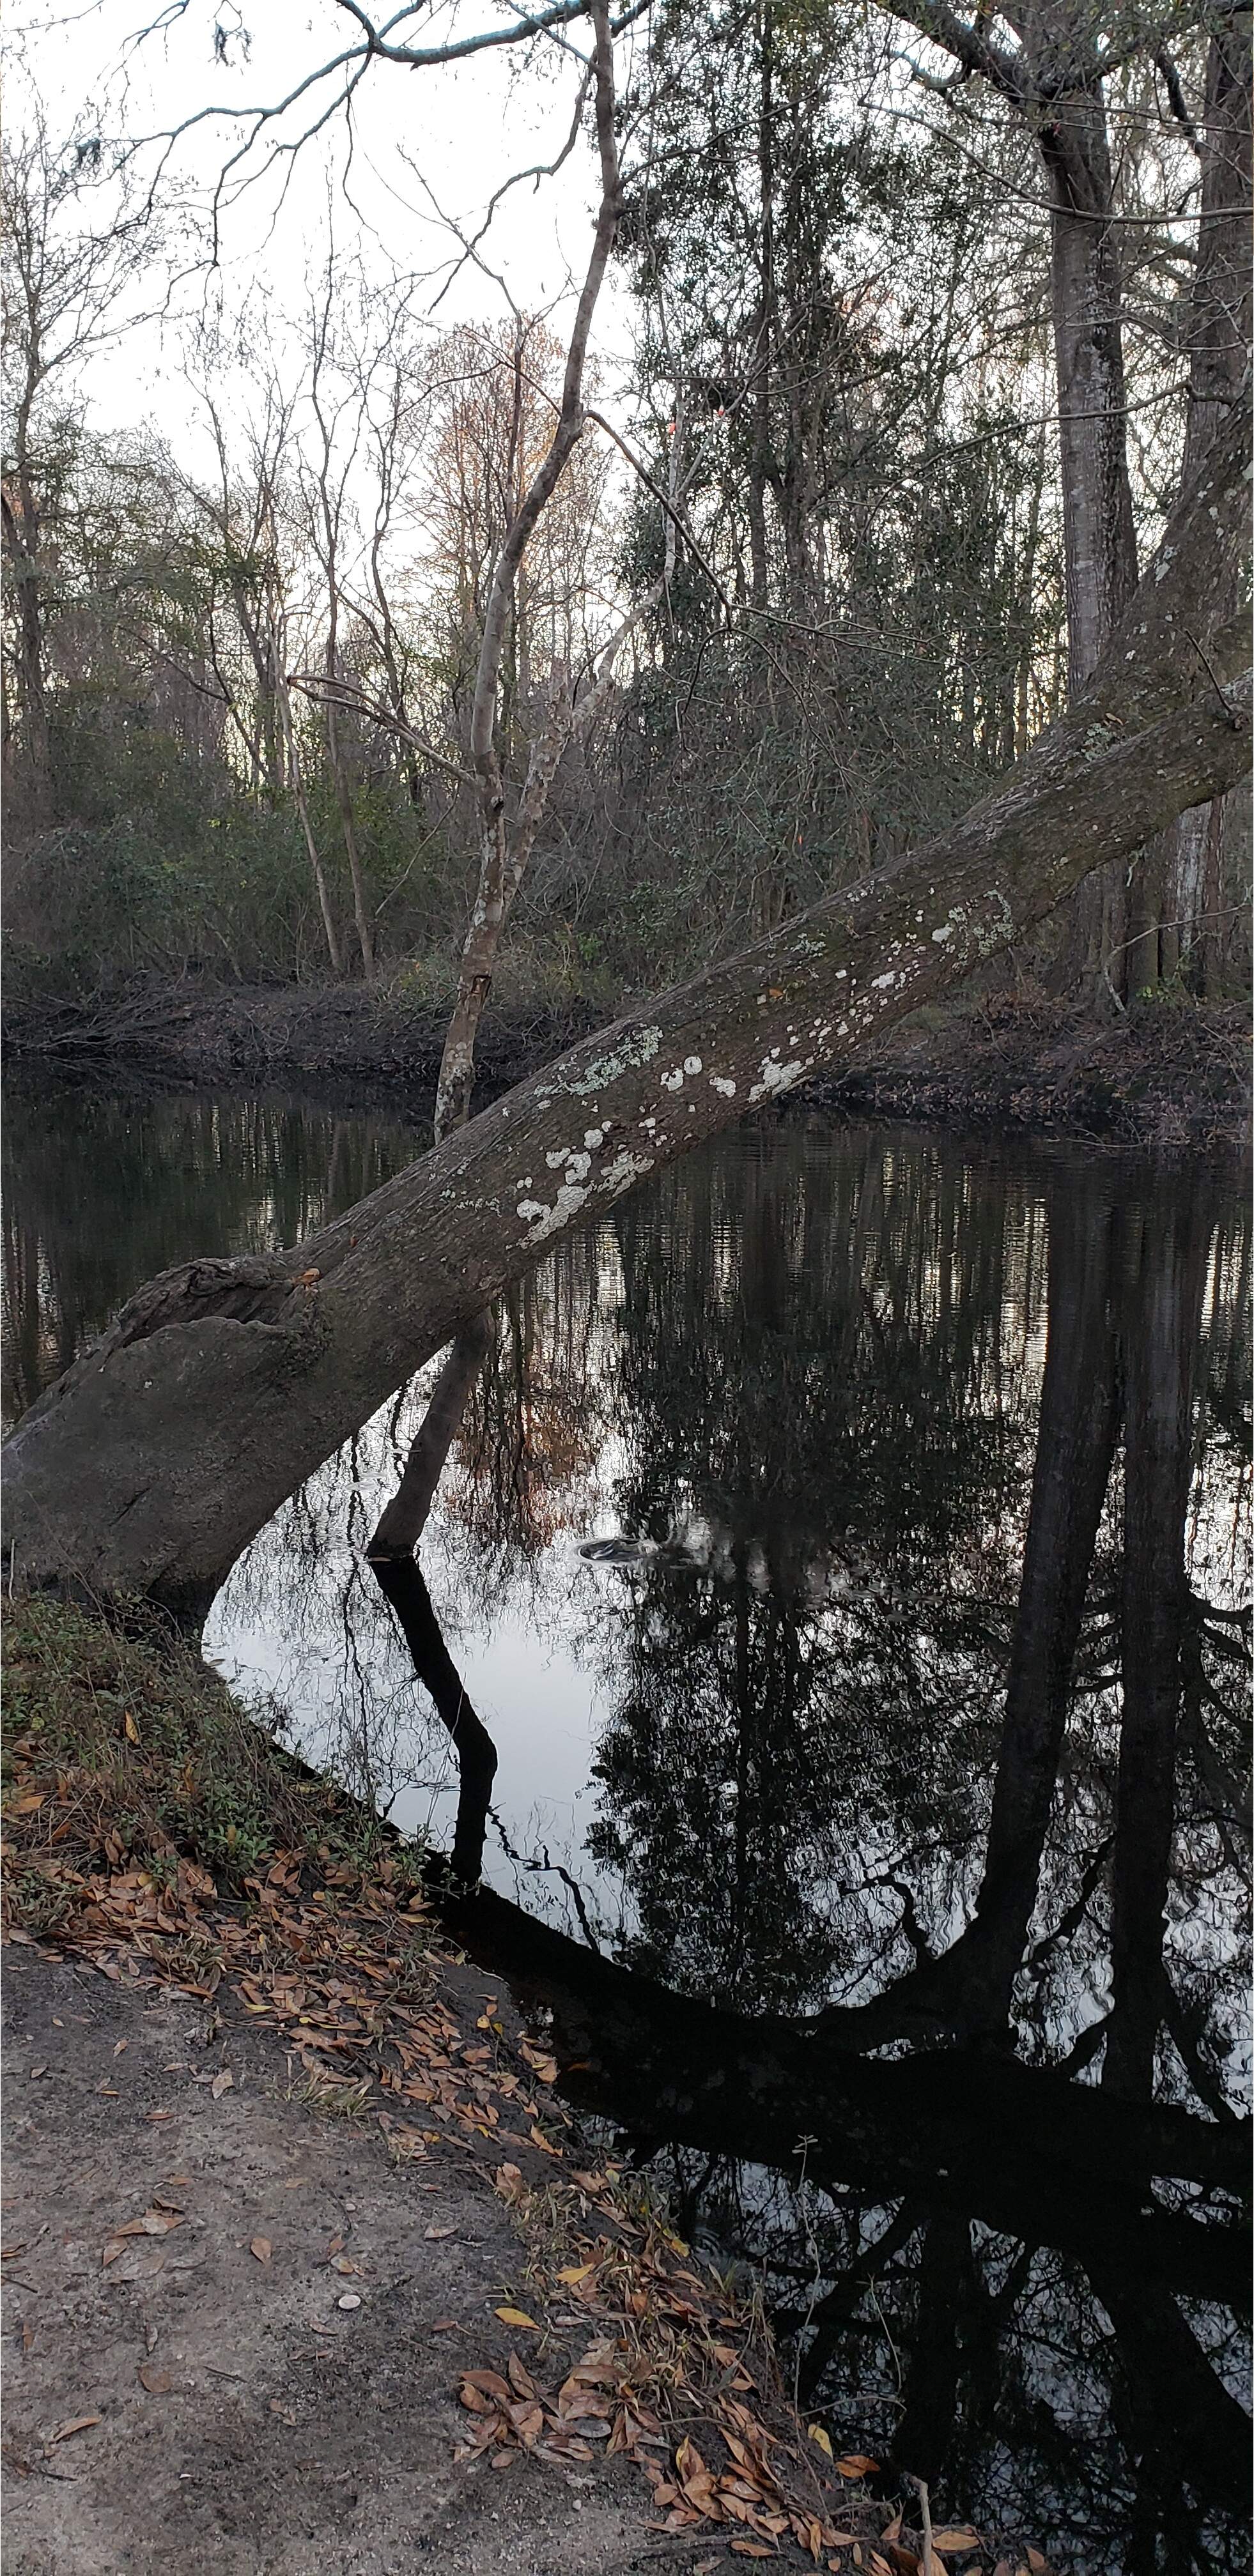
[4, 1075, 1250, 2572]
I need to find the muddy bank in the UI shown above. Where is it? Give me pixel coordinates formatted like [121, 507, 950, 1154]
[815, 987, 1251, 1153]
[1, 976, 598, 1110]
[4, 974, 1249, 1151]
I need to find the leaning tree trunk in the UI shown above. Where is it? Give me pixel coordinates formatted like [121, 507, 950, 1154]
[3, 416, 1249, 1614]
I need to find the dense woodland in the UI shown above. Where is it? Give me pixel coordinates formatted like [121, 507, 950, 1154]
[3, 0, 1250, 1026]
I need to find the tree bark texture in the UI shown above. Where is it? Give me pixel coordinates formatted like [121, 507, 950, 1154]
[4, 417, 1249, 1612]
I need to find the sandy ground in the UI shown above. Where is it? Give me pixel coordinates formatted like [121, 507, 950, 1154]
[1, 1944, 697, 2576]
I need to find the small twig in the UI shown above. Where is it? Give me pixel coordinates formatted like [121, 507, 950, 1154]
[791, 2133, 823, 2414]
[284, 672, 477, 790]
[865, 2274, 904, 2400]
[1184, 629, 1244, 729]
[1101, 952, 1127, 1016]
[904, 2470, 936, 2575]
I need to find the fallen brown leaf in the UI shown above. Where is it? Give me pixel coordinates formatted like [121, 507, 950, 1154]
[249, 2236, 272, 2264]
[49, 2415, 101, 2444]
[114, 2207, 183, 2241]
[137, 2366, 172, 2394]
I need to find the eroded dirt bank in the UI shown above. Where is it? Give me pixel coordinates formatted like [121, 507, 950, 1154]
[4, 976, 1249, 1151]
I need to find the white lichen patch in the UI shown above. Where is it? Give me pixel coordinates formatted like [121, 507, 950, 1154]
[660, 1068, 685, 1093]
[515, 1177, 592, 1243]
[709, 1075, 737, 1098]
[602, 1148, 655, 1193]
[583, 1128, 605, 1151]
[748, 1055, 807, 1103]
[872, 970, 897, 990]
[931, 923, 954, 944]
[543, 1145, 592, 1181]
[561, 1024, 662, 1100]
[683, 1055, 702, 1075]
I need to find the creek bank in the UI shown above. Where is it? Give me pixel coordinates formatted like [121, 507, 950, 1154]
[1, 1597, 945, 2576]
[4, 975, 1249, 1151]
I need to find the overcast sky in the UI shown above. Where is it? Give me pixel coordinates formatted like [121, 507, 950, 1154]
[8, 1, 642, 451]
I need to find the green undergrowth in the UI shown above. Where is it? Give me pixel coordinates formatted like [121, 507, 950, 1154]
[1, 1592, 420, 1902]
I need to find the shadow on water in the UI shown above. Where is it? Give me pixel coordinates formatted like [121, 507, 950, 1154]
[3, 1077, 1250, 2571]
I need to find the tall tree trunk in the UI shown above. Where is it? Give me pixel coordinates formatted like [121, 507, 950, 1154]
[3, 417, 1246, 1614]
[369, 1311, 494, 1558]
[941, 1183, 1122, 2030]
[1155, 16, 1253, 993]
[325, 688, 376, 982]
[276, 659, 344, 976]
[1042, 93, 1140, 988]
[1, 468, 52, 821]
[1103, 1195, 1208, 2103]
[369, 1556, 497, 1883]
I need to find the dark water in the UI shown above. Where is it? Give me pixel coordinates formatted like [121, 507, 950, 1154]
[4, 1075, 1251, 2573]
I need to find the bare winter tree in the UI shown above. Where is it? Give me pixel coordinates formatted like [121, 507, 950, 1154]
[368, 1, 682, 1560]
[1, 112, 155, 820]
[306, 264, 378, 979]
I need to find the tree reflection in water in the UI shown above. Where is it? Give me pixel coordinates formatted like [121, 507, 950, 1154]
[6, 1093, 1246, 2568]
[361, 1129, 1251, 2575]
